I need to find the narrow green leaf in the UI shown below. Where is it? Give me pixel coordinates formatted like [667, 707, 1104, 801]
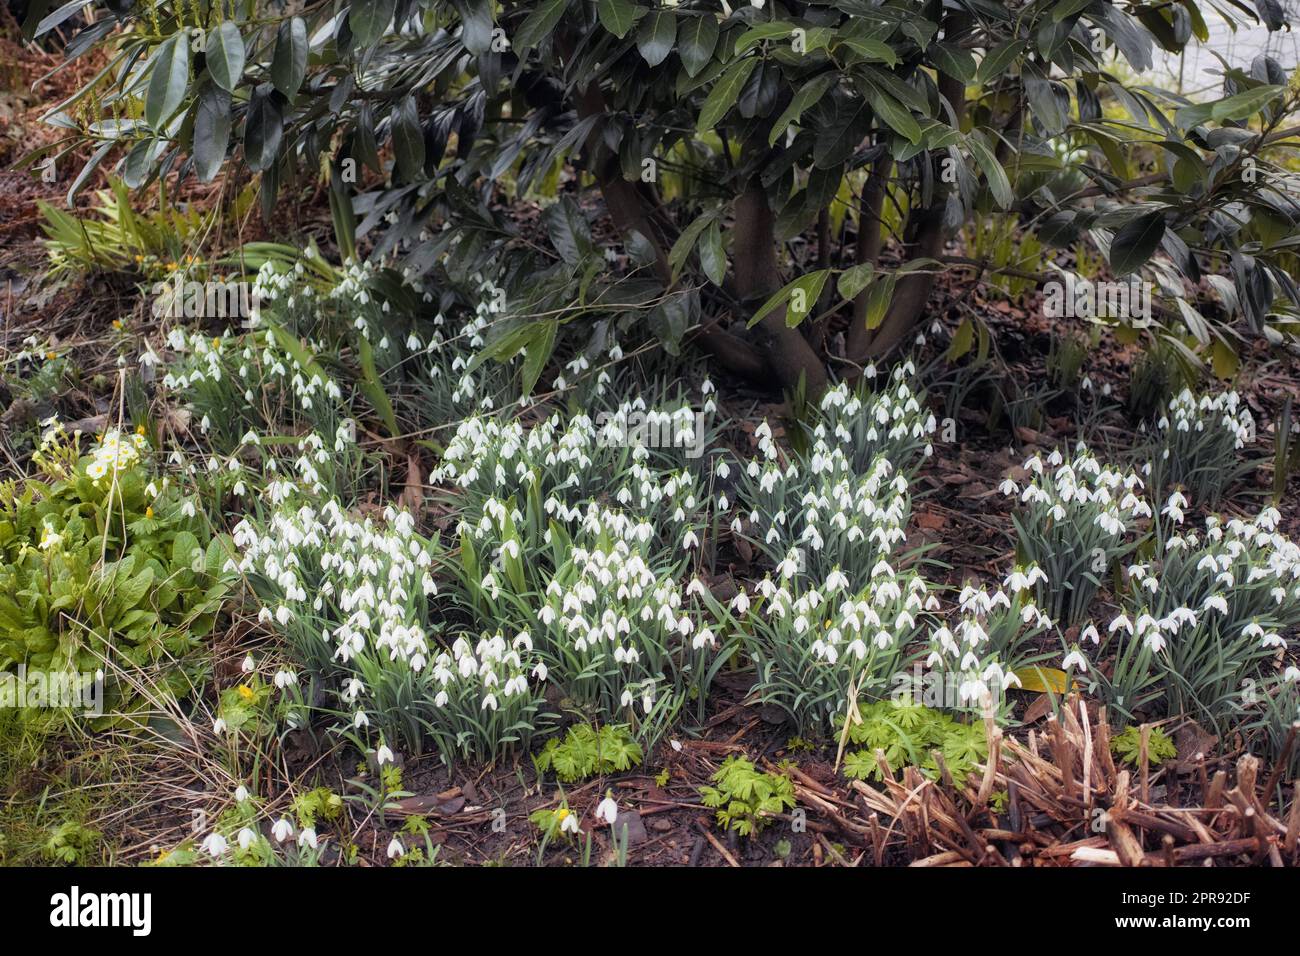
[515, 0, 568, 49]
[356, 335, 399, 438]
[271, 17, 308, 97]
[205, 21, 244, 92]
[746, 270, 830, 329]
[769, 73, 834, 146]
[966, 130, 1012, 208]
[392, 95, 425, 183]
[677, 15, 719, 77]
[145, 34, 190, 129]
[1109, 209, 1166, 275]
[668, 211, 715, 282]
[193, 84, 231, 182]
[699, 221, 726, 286]
[698, 58, 758, 131]
[597, 0, 642, 38]
[350, 0, 396, 48]
[837, 262, 874, 301]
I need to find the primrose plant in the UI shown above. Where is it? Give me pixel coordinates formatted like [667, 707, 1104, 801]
[1003, 445, 1150, 629]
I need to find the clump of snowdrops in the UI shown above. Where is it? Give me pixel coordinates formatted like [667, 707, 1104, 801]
[1069, 503, 1300, 731]
[920, 576, 1053, 719]
[457, 502, 724, 744]
[1002, 444, 1149, 628]
[806, 365, 937, 476]
[737, 565, 935, 735]
[1145, 388, 1256, 508]
[232, 497, 549, 762]
[737, 422, 912, 587]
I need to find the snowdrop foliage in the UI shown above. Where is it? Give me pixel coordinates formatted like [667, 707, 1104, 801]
[740, 433, 912, 586]
[163, 318, 344, 455]
[459, 502, 717, 744]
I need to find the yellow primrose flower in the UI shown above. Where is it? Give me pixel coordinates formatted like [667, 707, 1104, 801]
[136, 424, 146, 435]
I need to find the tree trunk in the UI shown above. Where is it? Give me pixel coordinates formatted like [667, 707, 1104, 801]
[567, 64, 769, 382]
[848, 72, 967, 363]
[845, 158, 892, 360]
[731, 182, 829, 396]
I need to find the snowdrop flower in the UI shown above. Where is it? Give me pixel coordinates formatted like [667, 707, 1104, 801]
[297, 827, 318, 850]
[272, 818, 294, 843]
[201, 833, 229, 857]
[1062, 648, 1088, 672]
[386, 837, 405, 859]
[235, 785, 249, 802]
[237, 827, 258, 851]
[212, 717, 227, 734]
[596, 794, 619, 825]
[376, 744, 395, 765]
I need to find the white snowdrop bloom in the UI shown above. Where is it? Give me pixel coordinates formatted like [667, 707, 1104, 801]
[1203, 594, 1229, 615]
[237, 827, 258, 851]
[235, 785, 250, 802]
[272, 818, 294, 843]
[376, 744, 395, 765]
[212, 717, 227, 735]
[298, 827, 319, 850]
[201, 833, 229, 857]
[596, 795, 619, 825]
[1062, 649, 1088, 672]
[387, 837, 405, 859]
